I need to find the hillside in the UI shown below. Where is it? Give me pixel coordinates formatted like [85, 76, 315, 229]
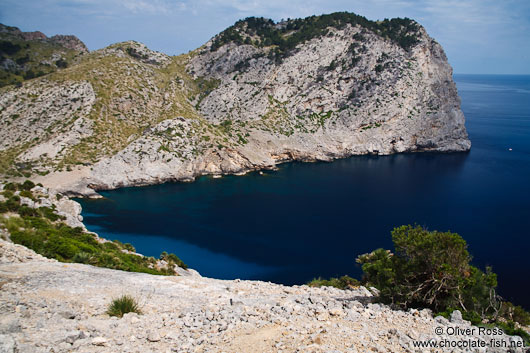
[0, 12, 469, 196]
[0, 24, 87, 87]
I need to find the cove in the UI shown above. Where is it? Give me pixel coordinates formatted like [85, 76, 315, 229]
[77, 74, 530, 309]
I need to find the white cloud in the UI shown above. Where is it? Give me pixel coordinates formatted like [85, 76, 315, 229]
[121, 0, 187, 15]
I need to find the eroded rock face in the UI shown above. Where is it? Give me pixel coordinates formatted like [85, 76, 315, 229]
[49, 35, 89, 54]
[0, 80, 95, 161]
[189, 23, 469, 155]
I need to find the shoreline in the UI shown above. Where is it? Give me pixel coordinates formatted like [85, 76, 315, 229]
[29, 147, 471, 199]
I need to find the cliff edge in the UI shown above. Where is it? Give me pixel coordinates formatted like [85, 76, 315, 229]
[1, 240, 526, 353]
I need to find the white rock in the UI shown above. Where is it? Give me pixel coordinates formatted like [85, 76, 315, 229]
[91, 336, 108, 346]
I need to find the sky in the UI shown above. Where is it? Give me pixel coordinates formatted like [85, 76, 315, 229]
[0, 0, 529, 74]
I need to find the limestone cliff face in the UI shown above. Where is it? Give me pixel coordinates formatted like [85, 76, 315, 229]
[190, 20, 469, 153]
[0, 14, 470, 195]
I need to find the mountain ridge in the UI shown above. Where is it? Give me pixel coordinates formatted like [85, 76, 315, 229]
[0, 23, 87, 87]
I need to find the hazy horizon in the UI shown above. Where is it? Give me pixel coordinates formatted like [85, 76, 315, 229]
[1, 0, 529, 75]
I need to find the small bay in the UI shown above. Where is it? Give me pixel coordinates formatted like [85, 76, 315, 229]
[78, 74, 530, 308]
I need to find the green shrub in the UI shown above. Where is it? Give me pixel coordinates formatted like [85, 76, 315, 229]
[21, 180, 35, 190]
[55, 58, 68, 68]
[496, 321, 530, 345]
[357, 225, 487, 312]
[107, 295, 141, 318]
[1, 182, 188, 276]
[499, 302, 530, 326]
[72, 252, 93, 264]
[19, 190, 33, 199]
[5, 197, 20, 212]
[123, 243, 136, 252]
[356, 224, 530, 342]
[0, 41, 22, 55]
[18, 206, 39, 217]
[2, 207, 178, 275]
[45, 234, 79, 259]
[103, 241, 119, 251]
[2, 190, 14, 198]
[437, 307, 483, 325]
[161, 251, 188, 269]
[38, 206, 64, 221]
[3, 183, 16, 191]
[308, 275, 359, 289]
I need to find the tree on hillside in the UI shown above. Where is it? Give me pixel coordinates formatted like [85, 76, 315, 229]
[356, 225, 498, 314]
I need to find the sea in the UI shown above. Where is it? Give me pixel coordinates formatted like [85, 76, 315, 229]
[77, 74, 530, 309]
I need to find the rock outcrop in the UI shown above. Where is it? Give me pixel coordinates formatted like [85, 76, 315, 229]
[0, 24, 87, 53]
[48, 35, 89, 54]
[0, 13, 470, 195]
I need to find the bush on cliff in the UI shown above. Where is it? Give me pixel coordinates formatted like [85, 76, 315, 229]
[356, 225, 530, 338]
[211, 12, 420, 58]
[356, 225, 498, 313]
[160, 251, 188, 270]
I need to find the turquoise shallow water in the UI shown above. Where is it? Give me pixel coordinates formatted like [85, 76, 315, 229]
[77, 74, 530, 309]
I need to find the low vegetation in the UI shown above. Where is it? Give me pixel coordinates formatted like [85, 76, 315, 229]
[0, 30, 81, 87]
[0, 181, 187, 275]
[307, 275, 359, 290]
[107, 295, 141, 317]
[357, 225, 530, 343]
[211, 12, 420, 60]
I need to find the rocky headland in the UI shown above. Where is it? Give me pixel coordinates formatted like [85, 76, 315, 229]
[1, 13, 470, 197]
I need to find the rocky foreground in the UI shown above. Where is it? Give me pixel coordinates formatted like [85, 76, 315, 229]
[0, 240, 526, 353]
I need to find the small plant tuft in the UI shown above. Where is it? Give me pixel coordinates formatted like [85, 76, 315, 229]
[107, 295, 141, 318]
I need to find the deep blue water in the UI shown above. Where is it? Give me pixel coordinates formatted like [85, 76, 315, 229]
[77, 74, 530, 309]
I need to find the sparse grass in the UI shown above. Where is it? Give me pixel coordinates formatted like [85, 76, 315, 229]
[307, 275, 360, 289]
[41, 49, 213, 171]
[0, 145, 32, 176]
[107, 295, 141, 317]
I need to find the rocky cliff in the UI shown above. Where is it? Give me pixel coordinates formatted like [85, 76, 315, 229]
[0, 13, 470, 196]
